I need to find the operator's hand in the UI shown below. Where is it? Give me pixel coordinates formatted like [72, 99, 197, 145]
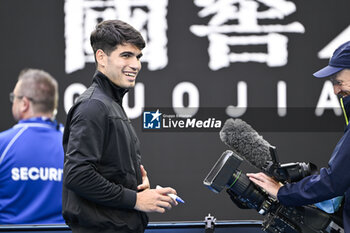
[134, 187, 178, 213]
[137, 165, 150, 191]
[246, 172, 283, 198]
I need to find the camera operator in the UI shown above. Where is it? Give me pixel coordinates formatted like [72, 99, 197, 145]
[247, 41, 350, 232]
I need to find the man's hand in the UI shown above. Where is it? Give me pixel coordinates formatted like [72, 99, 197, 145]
[137, 165, 150, 191]
[134, 187, 178, 213]
[246, 172, 283, 198]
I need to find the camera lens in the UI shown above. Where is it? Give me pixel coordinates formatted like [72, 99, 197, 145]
[227, 170, 267, 210]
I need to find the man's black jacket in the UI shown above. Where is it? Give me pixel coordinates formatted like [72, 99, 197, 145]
[62, 71, 148, 232]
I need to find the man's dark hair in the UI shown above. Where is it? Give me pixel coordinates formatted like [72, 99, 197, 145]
[90, 20, 146, 60]
[18, 68, 58, 115]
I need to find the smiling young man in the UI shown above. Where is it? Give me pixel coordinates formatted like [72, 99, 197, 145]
[247, 41, 350, 231]
[62, 20, 178, 233]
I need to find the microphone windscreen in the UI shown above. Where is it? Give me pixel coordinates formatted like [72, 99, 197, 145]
[219, 118, 272, 171]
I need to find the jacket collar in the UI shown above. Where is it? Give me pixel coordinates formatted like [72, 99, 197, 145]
[19, 117, 54, 124]
[93, 70, 129, 104]
[15, 117, 61, 131]
[341, 95, 350, 124]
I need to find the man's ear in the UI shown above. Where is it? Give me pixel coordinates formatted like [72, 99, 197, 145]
[20, 97, 31, 114]
[96, 49, 106, 68]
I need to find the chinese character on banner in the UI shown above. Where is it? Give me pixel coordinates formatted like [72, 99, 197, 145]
[64, 0, 169, 74]
[190, 0, 305, 70]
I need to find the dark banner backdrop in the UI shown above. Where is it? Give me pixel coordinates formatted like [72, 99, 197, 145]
[0, 0, 349, 222]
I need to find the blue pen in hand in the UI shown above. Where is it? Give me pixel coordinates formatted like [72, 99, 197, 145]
[156, 185, 185, 204]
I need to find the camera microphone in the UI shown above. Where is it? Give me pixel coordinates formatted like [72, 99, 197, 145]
[220, 118, 317, 183]
[219, 118, 273, 172]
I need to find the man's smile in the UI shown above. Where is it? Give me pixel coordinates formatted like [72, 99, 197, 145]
[123, 71, 137, 81]
[123, 71, 137, 77]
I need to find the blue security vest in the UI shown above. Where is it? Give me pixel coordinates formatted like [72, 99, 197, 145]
[0, 117, 65, 224]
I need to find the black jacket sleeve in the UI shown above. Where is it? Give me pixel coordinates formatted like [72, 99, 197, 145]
[63, 99, 136, 209]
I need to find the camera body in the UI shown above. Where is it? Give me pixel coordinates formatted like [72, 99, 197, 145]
[263, 147, 317, 183]
[204, 150, 343, 233]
